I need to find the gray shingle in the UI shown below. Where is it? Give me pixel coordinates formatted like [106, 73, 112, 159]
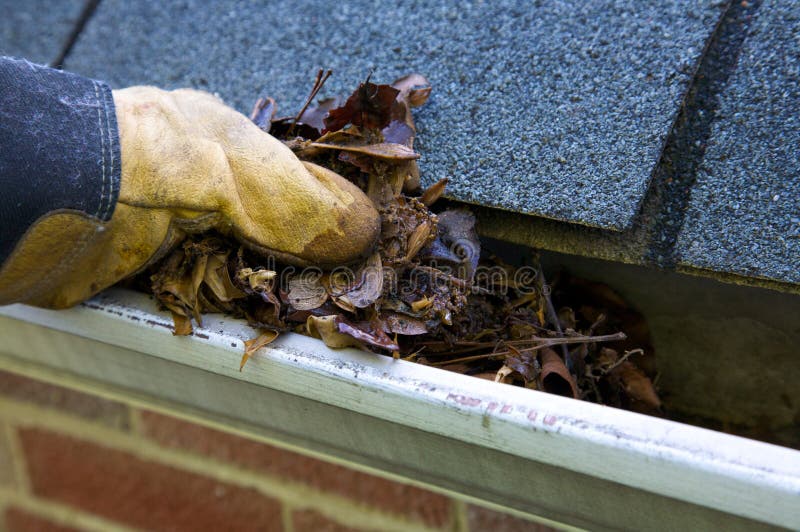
[676, 2, 800, 284]
[0, 0, 85, 65]
[65, 0, 724, 230]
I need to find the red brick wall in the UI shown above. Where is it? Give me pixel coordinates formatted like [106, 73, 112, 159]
[0, 369, 555, 531]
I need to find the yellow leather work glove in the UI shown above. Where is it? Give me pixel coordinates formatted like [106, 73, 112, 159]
[0, 87, 379, 309]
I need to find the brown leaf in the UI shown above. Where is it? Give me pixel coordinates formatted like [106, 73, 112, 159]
[382, 312, 428, 335]
[538, 348, 579, 398]
[241, 330, 279, 371]
[171, 312, 193, 336]
[306, 315, 363, 349]
[203, 254, 246, 302]
[611, 361, 662, 412]
[337, 318, 400, 351]
[419, 178, 448, 207]
[237, 268, 277, 292]
[405, 220, 434, 261]
[310, 141, 419, 161]
[287, 271, 328, 310]
[324, 80, 400, 132]
[296, 96, 341, 133]
[329, 253, 383, 309]
[505, 345, 538, 383]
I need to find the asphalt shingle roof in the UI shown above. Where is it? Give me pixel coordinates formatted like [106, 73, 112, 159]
[64, 0, 724, 231]
[2, 0, 796, 291]
[676, 1, 800, 284]
[0, 0, 84, 65]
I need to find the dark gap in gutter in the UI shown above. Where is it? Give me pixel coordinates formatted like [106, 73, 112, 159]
[51, 0, 101, 69]
[641, 0, 761, 267]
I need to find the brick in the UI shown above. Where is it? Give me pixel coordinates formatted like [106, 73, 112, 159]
[4, 507, 82, 532]
[0, 420, 16, 487]
[292, 509, 370, 532]
[18, 428, 283, 532]
[467, 505, 555, 532]
[0, 371, 129, 430]
[139, 411, 452, 528]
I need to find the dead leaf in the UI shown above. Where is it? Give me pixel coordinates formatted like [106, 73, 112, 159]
[204, 254, 246, 302]
[310, 141, 419, 161]
[419, 178, 448, 207]
[611, 361, 661, 412]
[241, 330, 279, 370]
[405, 220, 434, 261]
[330, 253, 383, 309]
[382, 312, 428, 335]
[505, 344, 538, 383]
[171, 312, 193, 336]
[249, 97, 276, 132]
[288, 271, 328, 310]
[237, 268, 277, 292]
[324, 79, 399, 132]
[306, 315, 363, 349]
[538, 348, 579, 398]
[336, 317, 400, 351]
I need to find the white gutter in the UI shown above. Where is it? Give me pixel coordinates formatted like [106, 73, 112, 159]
[0, 288, 797, 530]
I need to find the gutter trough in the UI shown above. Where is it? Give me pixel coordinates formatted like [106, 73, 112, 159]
[0, 288, 797, 530]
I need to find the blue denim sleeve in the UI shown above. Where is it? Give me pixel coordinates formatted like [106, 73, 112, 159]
[0, 56, 121, 265]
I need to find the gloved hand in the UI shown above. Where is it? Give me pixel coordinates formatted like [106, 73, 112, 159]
[1, 86, 379, 308]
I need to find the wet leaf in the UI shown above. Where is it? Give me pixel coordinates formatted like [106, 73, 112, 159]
[241, 329, 279, 370]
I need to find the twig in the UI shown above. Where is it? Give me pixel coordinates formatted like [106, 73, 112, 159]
[288, 69, 332, 137]
[537, 271, 572, 372]
[602, 348, 644, 374]
[429, 332, 626, 366]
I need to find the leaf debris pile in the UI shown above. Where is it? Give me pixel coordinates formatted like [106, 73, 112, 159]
[139, 72, 661, 415]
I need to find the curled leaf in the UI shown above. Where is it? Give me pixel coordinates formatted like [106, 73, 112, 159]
[306, 315, 363, 349]
[204, 254, 246, 302]
[538, 348, 579, 398]
[504, 344, 538, 383]
[337, 319, 400, 350]
[405, 220, 434, 261]
[330, 253, 383, 309]
[238, 268, 277, 292]
[419, 178, 448, 207]
[241, 330, 279, 370]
